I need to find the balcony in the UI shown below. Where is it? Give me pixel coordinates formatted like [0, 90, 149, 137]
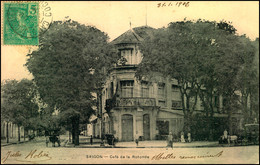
[106, 97, 156, 110]
[116, 97, 156, 107]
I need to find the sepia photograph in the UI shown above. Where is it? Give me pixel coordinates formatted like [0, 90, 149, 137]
[1, 1, 259, 164]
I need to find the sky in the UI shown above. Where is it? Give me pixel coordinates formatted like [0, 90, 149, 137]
[1, 1, 259, 81]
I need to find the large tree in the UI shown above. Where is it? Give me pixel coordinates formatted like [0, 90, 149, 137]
[136, 20, 218, 133]
[136, 19, 254, 136]
[25, 19, 117, 145]
[1, 79, 39, 142]
[250, 38, 259, 123]
[196, 22, 257, 138]
[236, 37, 259, 125]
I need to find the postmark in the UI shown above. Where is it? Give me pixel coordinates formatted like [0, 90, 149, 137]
[38, 1, 53, 36]
[2, 1, 53, 45]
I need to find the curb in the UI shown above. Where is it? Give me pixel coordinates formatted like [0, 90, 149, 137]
[63, 144, 221, 148]
[1, 140, 29, 147]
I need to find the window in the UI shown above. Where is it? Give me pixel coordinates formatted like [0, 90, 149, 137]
[223, 98, 227, 107]
[120, 49, 133, 64]
[171, 84, 181, 100]
[110, 82, 114, 98]
[120, 80, 134, 97]
[158, 100, 166, 107]
[141, 81, 149, 97]
[171, 85, 179, 92]
[172, 100, 182, 109]
[158, 83, 166, 107]
[214, 95, 219, 107]
[158, 83, 165, 99]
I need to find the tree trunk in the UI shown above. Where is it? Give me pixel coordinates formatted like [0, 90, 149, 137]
[72, 117, 80, 146]
[228, 117, 232, 135]
[6, 122, 9, 143]
[74, 118, 80, 146]
[184, 113, 191, 133]
[18, 125, 21, 142]
[24, 129, 26, 141]
[69, 131, 71, 142]
[208, 114, 214, 141]
[11, 124, 13, 138]
[227, 105, 233, 136]
[72, 128, 75, 144]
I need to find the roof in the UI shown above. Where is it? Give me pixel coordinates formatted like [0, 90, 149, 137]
[89, 114, 98, 122]
[111, 26, 155, 45]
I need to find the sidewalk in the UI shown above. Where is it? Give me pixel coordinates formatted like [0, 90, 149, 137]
[1, 135, 220, 148]
[115, 140, 219, 148]
[1, 137, 30, 147]
[65, 136, 219, 148]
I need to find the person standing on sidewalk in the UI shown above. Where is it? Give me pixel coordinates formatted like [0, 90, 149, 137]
[188, 132, 191, 143]
[223, 129, 228, 143]
[45, 136, 49, 147]
[166, 132, 173, 149]
[90, 135, 93, 145]
[135, 134, 139, 147]
[181, 131, 185, 143]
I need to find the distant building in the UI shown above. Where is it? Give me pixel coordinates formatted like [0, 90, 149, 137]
[1, 121, 25, 140]
[96, 26, 244, 141]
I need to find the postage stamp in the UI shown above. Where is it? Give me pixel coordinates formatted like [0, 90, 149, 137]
[3, 2, 39, 45]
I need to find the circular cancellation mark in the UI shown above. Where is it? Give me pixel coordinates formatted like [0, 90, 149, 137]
[7, 1, 53, 39]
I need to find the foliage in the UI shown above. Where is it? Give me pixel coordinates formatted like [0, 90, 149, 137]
[136, 19, 258, 134]
[25, 19, 117, 145]
[1, 79, 39, 129]
[237, 37, 259, 124]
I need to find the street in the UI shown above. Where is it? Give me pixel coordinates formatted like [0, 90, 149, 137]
[1, 136, 259, 164]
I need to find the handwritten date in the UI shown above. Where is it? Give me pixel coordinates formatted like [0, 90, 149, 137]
[157, 2, 190, 8]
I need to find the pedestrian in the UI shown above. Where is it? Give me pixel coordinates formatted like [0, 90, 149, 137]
[45, 136, 49, 147]
[166, 132, 173, 149]
[90, 135, 93, 145]
[188, 132, 191, 143]
[181, 131, 185, 143]
[135, 134, 139, 147]
[112, 136, 115, 147]
[223, 129, 228, 143]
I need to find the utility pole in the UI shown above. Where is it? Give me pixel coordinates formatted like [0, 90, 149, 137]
[145, 3, 148, 26]
[99, 92, 105, 146]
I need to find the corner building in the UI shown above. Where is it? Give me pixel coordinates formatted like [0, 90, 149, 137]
[99, 26, 241, 141]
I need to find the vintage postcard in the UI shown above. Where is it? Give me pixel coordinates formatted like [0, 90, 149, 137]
[1, 1, 259, 164]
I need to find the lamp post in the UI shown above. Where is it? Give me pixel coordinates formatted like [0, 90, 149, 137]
[99, 93, 105, 146]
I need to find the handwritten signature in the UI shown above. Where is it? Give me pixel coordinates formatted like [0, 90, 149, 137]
[2, 149, 52, 163]
[152, 151, 223, 160]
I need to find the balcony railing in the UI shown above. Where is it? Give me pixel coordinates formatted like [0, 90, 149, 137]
[114, 97, 156, 107]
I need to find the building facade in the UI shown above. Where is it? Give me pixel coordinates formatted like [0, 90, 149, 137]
[98, 26, 243, 141]
[1, 121, 25, 140]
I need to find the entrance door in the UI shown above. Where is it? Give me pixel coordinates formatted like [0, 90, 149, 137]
[143, 114, 150, 140]
[121, 114, 133, 141]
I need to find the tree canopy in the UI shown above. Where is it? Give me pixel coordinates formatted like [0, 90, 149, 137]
[25, 19, 117, 145]
[136, 19, 258, 135]
[1, 79, 39, 141]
